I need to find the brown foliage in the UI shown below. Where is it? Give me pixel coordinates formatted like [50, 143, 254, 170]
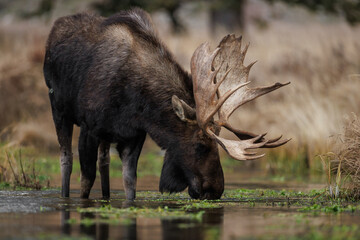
[333, 114, 360, 196]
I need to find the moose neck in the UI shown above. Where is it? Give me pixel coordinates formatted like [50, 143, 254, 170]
[144, 115, 197, 151]
[139, 70, 196, 150]
[126, 33, 196, 150]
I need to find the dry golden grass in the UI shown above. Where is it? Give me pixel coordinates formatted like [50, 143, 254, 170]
[332, 114, 360, 195]
[319, 114, 360, 198]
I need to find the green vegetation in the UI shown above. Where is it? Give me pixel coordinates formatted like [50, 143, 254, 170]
[136, 191, 188, 200]
[68, 204, 205, 225]
[125, 188, 360, 211]
[299, 203, 360, 214]
[224, 188, 325, 200]
[266, 149, 310, 177]
[0, 146, 50, 189]
[180, 201, 227, 210]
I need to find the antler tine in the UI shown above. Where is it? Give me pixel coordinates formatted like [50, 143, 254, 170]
[218, 81, 290, 125]
[215, 81, 251, 114]
[260, 138, 291, 148]
[209, 131, 268, 161]
[266, 135, 283, 143]
[190, 43, 218, 128]
[191, 42, 247, 129]
[240, 42, 249, 63]
[223, 123, 291, 149]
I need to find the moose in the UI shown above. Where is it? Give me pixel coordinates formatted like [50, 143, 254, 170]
[43, 8, 289, 200]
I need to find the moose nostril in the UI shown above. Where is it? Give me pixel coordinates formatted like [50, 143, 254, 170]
[200, 192, 218, 200]
[188, 187, 201, 199]
[200, 192, 210, 200]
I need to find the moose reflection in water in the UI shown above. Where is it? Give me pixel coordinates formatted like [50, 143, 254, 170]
[60, 202, 224, 240]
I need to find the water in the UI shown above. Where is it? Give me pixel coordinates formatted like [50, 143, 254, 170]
[0, 179, 359, 240]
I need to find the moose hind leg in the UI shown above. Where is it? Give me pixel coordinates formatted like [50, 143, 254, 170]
[98, 141, 110, 199]
[57, 121, 73, 198]
[79, 127, 99, 199]
[117, 132, 146, 200]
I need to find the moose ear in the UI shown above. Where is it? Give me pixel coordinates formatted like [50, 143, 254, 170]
[171, 95, 197, 124]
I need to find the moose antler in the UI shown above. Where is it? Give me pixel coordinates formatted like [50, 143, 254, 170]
[190, 34, 290, 160]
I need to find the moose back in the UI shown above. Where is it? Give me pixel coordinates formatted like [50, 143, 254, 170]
[44, 8, 289, 200]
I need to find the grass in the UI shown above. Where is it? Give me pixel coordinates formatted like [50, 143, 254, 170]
[318, 114, 360, 199]
[299, 203, 360, 213]
[0, 145, 50, 189]
[265, 148, 314, 178]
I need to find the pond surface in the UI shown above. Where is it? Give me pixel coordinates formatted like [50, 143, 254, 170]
[0, 178, 359, 240]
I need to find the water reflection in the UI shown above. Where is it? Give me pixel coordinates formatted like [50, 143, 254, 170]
[161, 209, 224, 240]
[61, 209, 71, 235]
[60, 201, 224, 240]
[4, 190, 360, 239]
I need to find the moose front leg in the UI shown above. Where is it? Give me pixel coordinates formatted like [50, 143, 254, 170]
[117, 133, 146, 200]
[98, 141, 110, 199]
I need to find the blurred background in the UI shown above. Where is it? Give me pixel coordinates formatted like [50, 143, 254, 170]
[0, 0, 360, 190]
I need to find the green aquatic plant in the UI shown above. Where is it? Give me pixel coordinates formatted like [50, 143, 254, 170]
[179, 200, 229, 210]
[76, 204, 204, 222]
[224, 188, 325, 199]
[299, 203, 360, 213]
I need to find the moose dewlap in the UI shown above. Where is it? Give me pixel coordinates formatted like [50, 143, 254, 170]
[43, 8, 290, 200]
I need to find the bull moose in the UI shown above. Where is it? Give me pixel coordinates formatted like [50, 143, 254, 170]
[43, 8, 289, 200]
